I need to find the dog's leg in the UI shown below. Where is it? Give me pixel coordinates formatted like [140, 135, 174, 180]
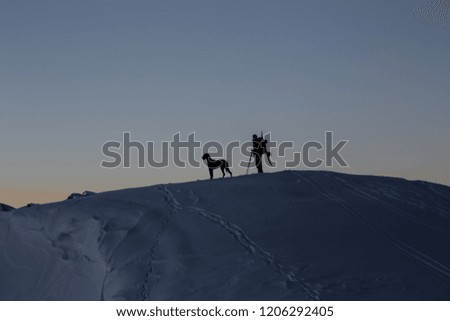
[221, 166, 225, 178]
[223, 161, 232, 177]
[209, 168, 214, 179]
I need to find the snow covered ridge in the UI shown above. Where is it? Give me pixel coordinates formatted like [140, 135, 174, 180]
[0, 171, 449, 300]
[0, 203, 15, 212]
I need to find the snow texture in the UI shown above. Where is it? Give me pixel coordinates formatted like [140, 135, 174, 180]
[0, 171, 449, 300]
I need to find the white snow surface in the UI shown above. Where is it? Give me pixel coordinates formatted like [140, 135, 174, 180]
[1, 171, 449, 300]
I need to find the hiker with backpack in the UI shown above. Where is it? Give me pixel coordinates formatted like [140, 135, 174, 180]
[252, 133, 271, 173]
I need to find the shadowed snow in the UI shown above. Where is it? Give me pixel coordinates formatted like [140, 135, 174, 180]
[0, 171, 449, 300]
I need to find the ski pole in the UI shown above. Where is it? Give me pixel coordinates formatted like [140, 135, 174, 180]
[246, 153, 253, 175]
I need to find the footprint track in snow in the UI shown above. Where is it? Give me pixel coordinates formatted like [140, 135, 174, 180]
[159, 184, 320, 300]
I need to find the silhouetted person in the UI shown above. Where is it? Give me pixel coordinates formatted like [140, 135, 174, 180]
[202, 153, 232, 179]
[252, 134, 266, 173]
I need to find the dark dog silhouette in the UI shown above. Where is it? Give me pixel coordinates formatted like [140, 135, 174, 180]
[201, 153, 232, 179]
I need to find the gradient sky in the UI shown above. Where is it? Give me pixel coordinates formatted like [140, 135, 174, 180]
[1, 0, 449, 207]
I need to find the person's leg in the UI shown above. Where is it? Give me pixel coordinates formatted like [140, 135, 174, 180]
[255, 154, 263, 173]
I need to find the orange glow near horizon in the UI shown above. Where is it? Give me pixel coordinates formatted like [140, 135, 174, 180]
[2, 167, 449, 209]
[0, 189, 67, 209]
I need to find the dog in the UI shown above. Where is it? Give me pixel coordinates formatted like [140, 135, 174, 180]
[201, 153, 232, 179]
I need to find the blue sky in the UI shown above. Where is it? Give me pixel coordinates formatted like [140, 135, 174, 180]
[1, 0, 449, 206]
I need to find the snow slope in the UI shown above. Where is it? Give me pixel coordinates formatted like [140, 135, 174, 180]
[0, 171, 449, 300]
[0, 203, 14, 212]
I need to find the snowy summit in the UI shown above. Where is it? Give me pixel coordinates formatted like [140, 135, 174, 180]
[0, 171, 449, 300]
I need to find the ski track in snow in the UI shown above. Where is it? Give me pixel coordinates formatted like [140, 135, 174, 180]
[329, 175, 450, 235]
[158, 184, 320, 301]
[295, 172, 450, 281]
[427, 184, 450, 203]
